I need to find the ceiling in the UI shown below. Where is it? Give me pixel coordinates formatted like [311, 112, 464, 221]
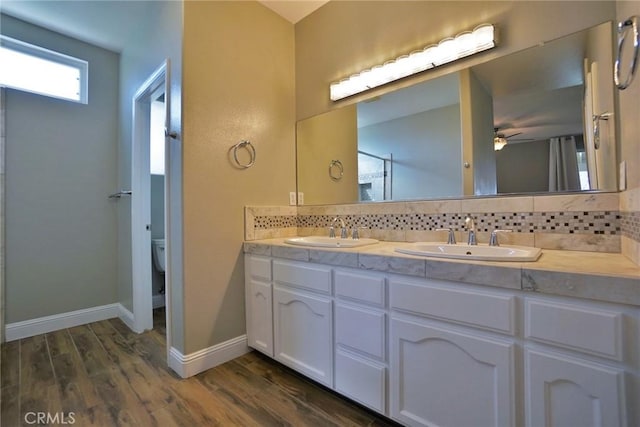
[471, 28, 588, 141]
[356, 27, 589, 143]
[1, 1, 593, 144]
[258, 1, 328, 23]
[1, 0, 154, 52]
[1, 1, 329, 53]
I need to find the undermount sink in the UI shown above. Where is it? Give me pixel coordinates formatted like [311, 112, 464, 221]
[395, 243, 542, 262]
[285, 236, 380, 248]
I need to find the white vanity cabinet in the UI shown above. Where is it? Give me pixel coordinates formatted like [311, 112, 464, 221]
[389, 277, 518, 427]
[523, 296, 633, 427]
[272, 260, 333, 388]
[244, 254, 274, 356]
[334, 269, 387, 414]
[244, 251, 639, 427]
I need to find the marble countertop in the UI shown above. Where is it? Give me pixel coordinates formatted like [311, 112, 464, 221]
[244, 238, 640, 307]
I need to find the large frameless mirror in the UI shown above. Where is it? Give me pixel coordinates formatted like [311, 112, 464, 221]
[296, 21, 617, 205]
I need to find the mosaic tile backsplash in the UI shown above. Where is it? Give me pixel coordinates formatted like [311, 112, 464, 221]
[621, 211, 640, 241]
[290, 211, 622, 235]
[246, 193, 640, 255]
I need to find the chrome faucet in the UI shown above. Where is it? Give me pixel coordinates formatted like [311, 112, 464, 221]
[436, 228, 457, 244]
[489, 229, 512, 246]
[352, 226, 367, 240]
[329, 217, 348, 238]
[464, 215, 477, 245]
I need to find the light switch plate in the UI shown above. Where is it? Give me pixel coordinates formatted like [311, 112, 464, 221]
[289, 192, 297, 206]
[619, 161, 627, 191]
[297, 192, 304, 205]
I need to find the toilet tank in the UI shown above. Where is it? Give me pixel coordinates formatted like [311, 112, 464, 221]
[152, 239, 165, 273]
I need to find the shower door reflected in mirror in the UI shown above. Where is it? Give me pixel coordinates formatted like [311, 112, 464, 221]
[358, 151, 392, 201]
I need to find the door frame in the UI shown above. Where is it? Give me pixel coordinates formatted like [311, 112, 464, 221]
[131, 60, 170, 334]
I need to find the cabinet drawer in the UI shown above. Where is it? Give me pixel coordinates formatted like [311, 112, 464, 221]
[335, 303, 386, 360]
[525, 299, 624, 361]
[273, 260, 331, 295]
[246, 255, 271, 281]
[390, 278, 516, 335]
[335, 350, 386, 414]
[335, 270, 385, 307]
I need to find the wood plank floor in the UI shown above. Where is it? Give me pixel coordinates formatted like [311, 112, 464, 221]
[1, 308, 400, 426]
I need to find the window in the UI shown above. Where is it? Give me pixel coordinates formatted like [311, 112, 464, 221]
[0, 35, 88, 104]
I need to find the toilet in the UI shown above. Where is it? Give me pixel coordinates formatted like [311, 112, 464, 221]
[152, 239, 165, 274]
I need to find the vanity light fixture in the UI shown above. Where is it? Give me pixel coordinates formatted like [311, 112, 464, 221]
[329, 23, 496, 101]
[494, 136, 508, 151]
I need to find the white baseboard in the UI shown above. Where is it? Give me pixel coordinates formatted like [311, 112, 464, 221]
[117, 303, 137, 332]
[168, 335, 249, 378]
[152, 293, 165, 309]
[5, 303, 120, 341]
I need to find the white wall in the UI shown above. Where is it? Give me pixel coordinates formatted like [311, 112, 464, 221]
[497, 140, 550, 193]
[1, 14, 119, 322]
[116, 0, 183, 348]
[358, 103, 462, 200]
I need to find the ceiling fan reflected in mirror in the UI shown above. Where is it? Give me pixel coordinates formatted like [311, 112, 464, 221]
[493, 127, 533, 151]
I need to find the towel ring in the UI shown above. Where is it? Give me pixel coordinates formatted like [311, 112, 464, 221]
[329, 159, 344, 181]
[614, 15, 639, 90]
[232, 140, 256, 169]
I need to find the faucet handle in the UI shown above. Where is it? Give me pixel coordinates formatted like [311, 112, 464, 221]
[436, 228, 457, 245]
[489, 229, 512, 246]
[464, 214, 476, 230]
[352, 226, 368, 240]
[329, 226, 336, 238]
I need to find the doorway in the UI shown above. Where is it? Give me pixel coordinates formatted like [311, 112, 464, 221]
[131, 61, 170, 343]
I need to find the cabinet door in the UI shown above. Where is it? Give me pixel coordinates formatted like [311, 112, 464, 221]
[525, 349, 626, 427]
[273, 285, 333, 388]
[245, 255, 273, 356]
[246, 278, 273, 356]
[390, 317, 515, 427]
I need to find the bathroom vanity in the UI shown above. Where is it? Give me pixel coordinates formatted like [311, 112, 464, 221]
[244, 239, 640, 427]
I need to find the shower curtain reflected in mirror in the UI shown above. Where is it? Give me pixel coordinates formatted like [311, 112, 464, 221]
[549, 136, 581, 191]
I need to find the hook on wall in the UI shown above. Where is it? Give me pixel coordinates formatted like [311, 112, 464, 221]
[592, 112, 612, 149]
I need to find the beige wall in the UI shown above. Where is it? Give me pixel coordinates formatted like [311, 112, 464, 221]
[297, 105, 358, 205]
[616, 0, 640, 264]
[296, 1, 615, 121]
[616, 1, 640, 186]
[182, 1, 295, 353]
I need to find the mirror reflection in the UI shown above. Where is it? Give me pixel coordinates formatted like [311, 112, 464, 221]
[296, 21, 617, 206]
